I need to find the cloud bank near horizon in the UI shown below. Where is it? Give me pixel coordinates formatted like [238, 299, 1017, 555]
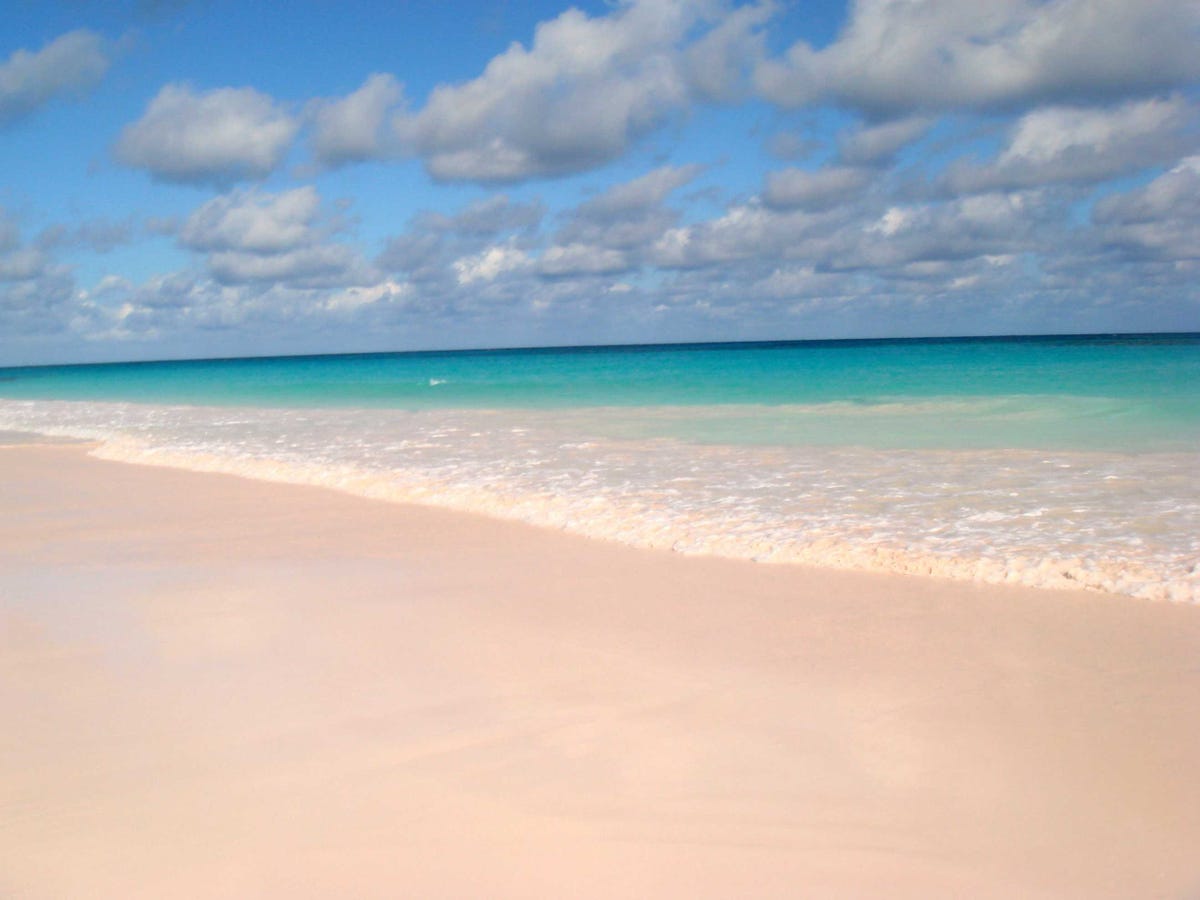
[1, 0, 1198, 364]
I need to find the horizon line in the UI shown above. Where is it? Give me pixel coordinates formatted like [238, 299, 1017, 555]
[4, 329, 1198, 372]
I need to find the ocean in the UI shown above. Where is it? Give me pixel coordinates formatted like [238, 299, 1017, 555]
[1, 334, 1197, 601]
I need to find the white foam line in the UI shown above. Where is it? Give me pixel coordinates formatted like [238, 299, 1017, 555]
[85, 435, 1196, 604]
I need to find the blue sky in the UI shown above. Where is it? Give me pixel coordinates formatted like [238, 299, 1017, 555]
[1, 0, 1198, 365]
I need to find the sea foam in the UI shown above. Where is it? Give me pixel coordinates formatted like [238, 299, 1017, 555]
[2, 398, 1196, 603]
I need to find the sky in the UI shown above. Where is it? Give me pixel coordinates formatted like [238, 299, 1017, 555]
[1, 0, 1198, 366]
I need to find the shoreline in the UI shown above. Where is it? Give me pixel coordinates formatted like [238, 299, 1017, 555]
[3, 412, 1193, 603]
[3, 442, 1200, 897]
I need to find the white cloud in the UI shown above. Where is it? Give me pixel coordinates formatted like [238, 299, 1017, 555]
[322, 279, 410, 313]
[0, 210, 52, 283]
[377, 195, 546, 290]
[453, 242, 531, 284]
[1094, 156, 1200, 260]
[16, 0, 1200, 363]
[416, 194, 544, 235]
[836, 116, 931, 165]
[99, 3, 748, 189]
[43, 267, 420, 356]
[870, 206, 913, 237]
[682, 0, 773, 102]
[538, 243, 629, 276]
[394, 0, 732, 182]
[1002, 97, 1187, 164]
[379, 166, 696, 292]
[179, 187, 322, 253]
[208, 244, 367, 286]
[651, 203, 787, 268]
[1096, 156, 1200, 225]
[309, 73, 405, 167]
[95, 274, 133, 294]
[36, 217, 134, 253]
[559, 209, 681, 252]
[763, 165, 870, 210]
[646, 177, 1050, 280]
[580, 163, 704, 215]
[0, 246, 47, 282]
[943, 96, 1195, 192]
[115, 83, 299, 184]
[0, 30, 110, 126]
[757, 0, 1200, 115]
[752, 265, 848, 300]
[550, 164, 702, 255]
[837, 192, 1043, 270]
[0, 212, 87, 342]
[174, 187, 376, 288]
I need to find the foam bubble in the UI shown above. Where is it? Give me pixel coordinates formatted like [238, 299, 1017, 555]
[2, 398, 1196, 603]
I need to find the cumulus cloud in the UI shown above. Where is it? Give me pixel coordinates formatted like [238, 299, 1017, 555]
[393, 0, 748, 182]
[579, 163, 704, 216]
[452, 242, 531, 284]
[0, 30, 110, 126]
[378, 195, 546, 291]
[0, 245, 47, 282]
[377, 230, 451, 284]
[98, 3, 755, 190]
[651, 202, 789, 268]
[942, 96, 1196, 193]
[757, 0, 1200, 115]
[0, 210, 85, 341]
[179, 187, 322, 253]
[207, 244, 367, 286]
[836, 116, 931, 166]
[322, 279, 411, 314]
[842, 192, 1044, 270]
[369, 139, 1199, 343]
[763, 165, 871, 210]
[647, 175, 1054, 279]
[550, 164, 702, 256]
[0, 212, 50, 283]
[309, 73, 405, 167]
[37, 217, 134, 253]
[380, 166, 704, 311]
[682, 0, 773, 102]
[415, 194, 544, 236]
[94, 274, 134, 294]
[55, 266, 419, 357]
[176, 187, 375, 288]
[1096, 157, 1200, 226]
[538, 243, 629, 276]
[115, 83, 299, 184]
[1093, 157, 1200, 261]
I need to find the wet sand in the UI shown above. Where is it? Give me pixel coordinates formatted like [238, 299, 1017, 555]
[2, 442, 1199, 898]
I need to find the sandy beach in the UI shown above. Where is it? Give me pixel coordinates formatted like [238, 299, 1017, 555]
[3, 439, 1199, 899]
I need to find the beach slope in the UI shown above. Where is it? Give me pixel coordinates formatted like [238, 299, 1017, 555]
[2, 442, 1199, 898]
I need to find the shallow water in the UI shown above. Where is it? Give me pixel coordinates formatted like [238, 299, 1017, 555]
[2, 335, 1197, 601]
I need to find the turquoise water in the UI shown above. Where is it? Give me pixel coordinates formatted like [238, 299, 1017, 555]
[1, 334, 1197, 600]
[2, 334, 1198, 451]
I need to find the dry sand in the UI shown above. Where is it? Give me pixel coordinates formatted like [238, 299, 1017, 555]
[2, 441, 1199, 898]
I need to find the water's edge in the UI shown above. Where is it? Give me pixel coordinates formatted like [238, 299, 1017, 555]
[4, 401, 1193, 604]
